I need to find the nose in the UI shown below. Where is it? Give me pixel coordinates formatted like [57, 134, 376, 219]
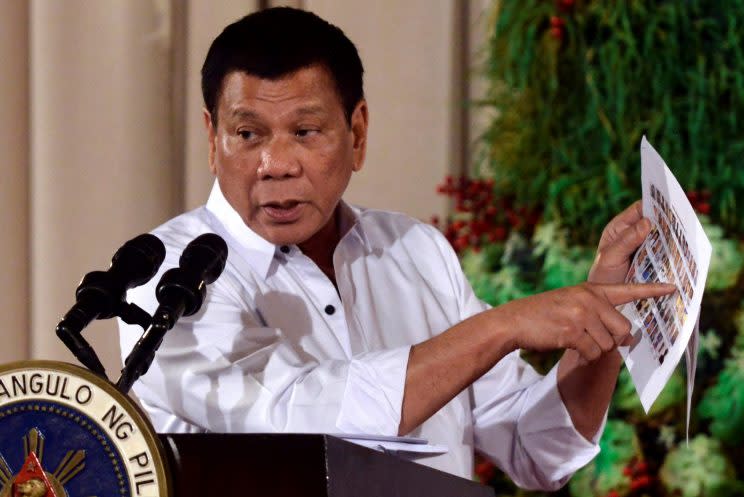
[257, 137, 301, 180]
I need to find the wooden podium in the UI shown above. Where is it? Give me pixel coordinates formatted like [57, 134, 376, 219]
[158, 434, 495, 497]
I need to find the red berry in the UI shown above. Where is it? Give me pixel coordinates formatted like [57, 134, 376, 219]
[474, 460, 495, 483]
[697, 202, 711, 215]
[490, 226, 507, 241]
[558, 0, 574, 12]
[550, 16, 565, 27]
[454, 236, 469, 252]
[506, 211, 521, 227]
[550, 26, 563, 39]
[630, 475, 651, 490]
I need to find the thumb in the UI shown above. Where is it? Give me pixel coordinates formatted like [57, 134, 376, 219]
[604, 218, 653, 263]
[598, 282, 676, 306]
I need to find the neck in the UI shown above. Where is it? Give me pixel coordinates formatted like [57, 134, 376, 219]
[298, 206, 341, 281]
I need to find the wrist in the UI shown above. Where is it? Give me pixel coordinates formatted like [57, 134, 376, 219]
[482, 306, 521, 355]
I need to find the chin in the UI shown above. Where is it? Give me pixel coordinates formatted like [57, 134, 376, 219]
[262, 225, 315, 246]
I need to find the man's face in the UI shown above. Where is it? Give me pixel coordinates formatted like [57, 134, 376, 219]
[205, 65, 368, 246]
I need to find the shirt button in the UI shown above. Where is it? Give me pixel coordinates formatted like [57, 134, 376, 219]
[280, 245, 290, 254]
[324, 305, 336, 315]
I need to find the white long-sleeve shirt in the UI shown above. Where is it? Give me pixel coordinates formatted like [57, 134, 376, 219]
[118, 182, 601, 489]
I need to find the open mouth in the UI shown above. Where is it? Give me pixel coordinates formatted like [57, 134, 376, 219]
[262, 201, 304, 222]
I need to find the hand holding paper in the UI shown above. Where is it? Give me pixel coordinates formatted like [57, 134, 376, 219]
[589, 200, 653, 285]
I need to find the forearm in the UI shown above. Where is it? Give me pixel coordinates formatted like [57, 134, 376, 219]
[399, 279, 671, 436]
[399, 309, 517, 435]
[557, 348, 623, 440]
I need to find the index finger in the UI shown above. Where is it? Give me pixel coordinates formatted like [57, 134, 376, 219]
[596, 282, 676, 306]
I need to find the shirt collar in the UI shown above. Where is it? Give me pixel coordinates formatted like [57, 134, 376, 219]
[337, 199, 369, 250]
[206, 181, 276, 278]
[205, 180, 369, 278]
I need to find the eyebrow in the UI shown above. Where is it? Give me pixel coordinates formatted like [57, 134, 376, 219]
[227, 104, 328, 122]
[229, 108, 261, 121]
[293, 105, 327, 117]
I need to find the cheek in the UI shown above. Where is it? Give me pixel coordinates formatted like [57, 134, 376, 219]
[215, 138, 255, 177]
[316, 153, 351, 188]
[216, 135, 242, 166]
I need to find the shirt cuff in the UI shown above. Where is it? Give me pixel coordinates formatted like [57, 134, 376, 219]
[516, 364, 604, 486]
[335, 345, 411, 436]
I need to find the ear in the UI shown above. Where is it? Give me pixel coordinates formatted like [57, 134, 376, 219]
[350, 100, 368, 172]
[203, 108, 218, 175]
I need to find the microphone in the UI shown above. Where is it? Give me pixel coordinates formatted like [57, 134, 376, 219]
[153, 232, 229, 327]
[117, 233, 228, 393]
[56, 233, 166, 376]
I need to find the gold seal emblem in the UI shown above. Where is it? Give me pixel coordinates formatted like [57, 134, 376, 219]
[0, 361, 170, 497]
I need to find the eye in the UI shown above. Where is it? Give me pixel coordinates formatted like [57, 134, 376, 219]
[295, 128, 319, 138]
[237, 130, 254, 140]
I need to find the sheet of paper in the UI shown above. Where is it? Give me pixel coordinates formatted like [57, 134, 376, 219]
[685, 317, 699, 442]
[619, 136, 711, 413]
[333, 433, 448, 458]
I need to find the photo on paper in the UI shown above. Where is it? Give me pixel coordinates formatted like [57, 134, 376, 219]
[619, 137, 711, 412]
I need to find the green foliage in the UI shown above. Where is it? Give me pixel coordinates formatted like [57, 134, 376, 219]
[462, 223, 595, 307]
[659, 435, 743, 497]
[700, 216, 744, 291]
[613, 368, 685, 417]
[481, 0, 744, 244]
[533, 223, 594, 289]
[697, 323, 744, 445]
[460, 1, 744, 495]
[569, 420, 640, 497]
[461, 236, 540, 306]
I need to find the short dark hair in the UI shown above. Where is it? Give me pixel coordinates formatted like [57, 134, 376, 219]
[201, 7, 364, 127]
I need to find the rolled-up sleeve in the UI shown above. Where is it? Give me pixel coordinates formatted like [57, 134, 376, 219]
[435, 225, 602, 490]
[335, 346, 410, 435]
[472, 358, 601, 491]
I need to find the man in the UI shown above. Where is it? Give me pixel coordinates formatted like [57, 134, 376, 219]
[119, 7, 672, 490]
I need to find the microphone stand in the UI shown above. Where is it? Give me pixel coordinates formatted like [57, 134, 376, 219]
[56, 300, 153, 380]
[116, 302, 184, 395]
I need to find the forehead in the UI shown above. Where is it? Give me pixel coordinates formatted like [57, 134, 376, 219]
[216, 65, 343, 118]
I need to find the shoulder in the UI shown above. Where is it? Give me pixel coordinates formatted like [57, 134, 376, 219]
[150, 206, 217, 253]
[356, 208, 452, 252]
[356, 208, 441, 242]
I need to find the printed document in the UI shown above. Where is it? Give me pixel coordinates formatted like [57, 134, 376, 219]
[620, 137, 711, 414]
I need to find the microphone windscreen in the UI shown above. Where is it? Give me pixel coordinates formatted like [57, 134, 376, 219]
[178, 233, 228, 285]
[111, 233, 166, 288]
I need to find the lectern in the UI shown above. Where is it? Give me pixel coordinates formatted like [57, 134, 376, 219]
[159, 434, 495, 497]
